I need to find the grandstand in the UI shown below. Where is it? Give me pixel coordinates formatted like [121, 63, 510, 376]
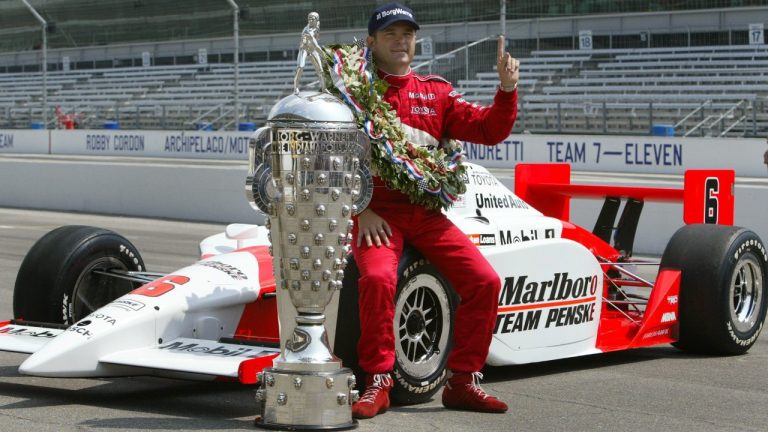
[0, 61, 317, 130]
[455, 43, 768, 137]
[0, 1, 767, 137]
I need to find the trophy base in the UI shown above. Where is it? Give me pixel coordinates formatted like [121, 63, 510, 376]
[255, 366, 358, 430]
[254, 417, 358, 431]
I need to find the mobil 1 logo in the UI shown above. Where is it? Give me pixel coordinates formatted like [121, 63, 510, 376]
[499, 228, 555, 245]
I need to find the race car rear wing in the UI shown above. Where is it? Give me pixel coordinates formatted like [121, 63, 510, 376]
[514, 163, 735, 254]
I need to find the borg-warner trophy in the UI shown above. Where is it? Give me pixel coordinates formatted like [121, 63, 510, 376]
[245, 12, 372, 430]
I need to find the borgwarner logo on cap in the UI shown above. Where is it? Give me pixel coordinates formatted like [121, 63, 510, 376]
[369, 2, 420, 34]
[376, 7, 414, 21]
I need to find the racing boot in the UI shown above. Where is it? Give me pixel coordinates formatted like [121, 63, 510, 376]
[442, 372, 508, 413]
[352, 373, 393, 419]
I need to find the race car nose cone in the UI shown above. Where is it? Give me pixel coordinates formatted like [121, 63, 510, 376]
[18, 351, 61, 376]
[18, 310, 156, 377]
[18, 337, 135, 378]
[18, 343, 100, 377]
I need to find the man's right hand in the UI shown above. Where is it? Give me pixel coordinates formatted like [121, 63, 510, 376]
[496, 35, 519, 90]
[356, 208, 392, 248]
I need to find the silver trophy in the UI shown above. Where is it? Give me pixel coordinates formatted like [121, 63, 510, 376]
[245, 13, 372, 430]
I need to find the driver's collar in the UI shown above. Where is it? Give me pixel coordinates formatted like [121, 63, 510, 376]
[378, 68, 413, 88]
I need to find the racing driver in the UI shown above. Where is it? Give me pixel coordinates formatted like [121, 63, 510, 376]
[351, 2, 520, 419]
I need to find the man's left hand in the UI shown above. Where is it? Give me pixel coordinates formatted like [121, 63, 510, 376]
[497, 35, 519, 90]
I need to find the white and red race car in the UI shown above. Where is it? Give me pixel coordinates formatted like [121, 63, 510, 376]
[1, 162, 765, 404]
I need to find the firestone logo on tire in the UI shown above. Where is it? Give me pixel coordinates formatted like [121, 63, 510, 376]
[734, 238, 767, 263]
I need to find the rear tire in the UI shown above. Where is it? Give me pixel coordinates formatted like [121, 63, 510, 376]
[13, 225, 145, 325]
[661, 224, 767, 354]
[390, 251, 455, 404]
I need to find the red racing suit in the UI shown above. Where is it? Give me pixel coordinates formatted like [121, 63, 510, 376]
[352, 69, 518, 374]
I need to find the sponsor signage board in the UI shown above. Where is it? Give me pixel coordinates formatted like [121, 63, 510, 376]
[2, 130, 765, 176]
[461, 135, 768, 177]
[49, 130, 253, 160]
[0, 130, 48, 154]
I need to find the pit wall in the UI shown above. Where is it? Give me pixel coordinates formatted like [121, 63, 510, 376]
[1, 130, 766, 255]
[1, 130, 766, 176]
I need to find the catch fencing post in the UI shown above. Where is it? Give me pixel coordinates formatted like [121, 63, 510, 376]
[21, 0, 48, 128]
[226, 0, 241, 130]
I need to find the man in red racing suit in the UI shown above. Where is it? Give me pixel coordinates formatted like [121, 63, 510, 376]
[351, 3, 520, 419]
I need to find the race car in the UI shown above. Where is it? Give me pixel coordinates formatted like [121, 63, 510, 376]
[1, 161, 765, 405]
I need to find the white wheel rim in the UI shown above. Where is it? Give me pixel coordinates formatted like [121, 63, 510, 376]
[393, 273, 451, 379]
[729, 254, 763, 334]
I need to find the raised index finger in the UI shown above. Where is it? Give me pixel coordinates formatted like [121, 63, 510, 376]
[497, 35, 504, 60]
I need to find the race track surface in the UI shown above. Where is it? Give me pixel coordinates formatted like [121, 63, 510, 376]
[0, 208, 767, 432]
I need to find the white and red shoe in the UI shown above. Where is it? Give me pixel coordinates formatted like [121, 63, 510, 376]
[352, 373, 394, 419]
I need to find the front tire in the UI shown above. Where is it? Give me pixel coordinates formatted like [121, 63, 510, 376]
[13, 225, 145, 325]
[661, 224, 767, 354]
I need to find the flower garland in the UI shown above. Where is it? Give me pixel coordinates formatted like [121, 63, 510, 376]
[321, 43, 466, 211]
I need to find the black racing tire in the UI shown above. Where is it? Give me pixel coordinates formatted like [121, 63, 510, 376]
[660, 224, 767, 354]
[13, 225, 145, 325]
[336, 247, 456, 405]
[390, 249, 456, 404]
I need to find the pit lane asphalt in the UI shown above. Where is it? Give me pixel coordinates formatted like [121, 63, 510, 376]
[1, 208, 767, 432]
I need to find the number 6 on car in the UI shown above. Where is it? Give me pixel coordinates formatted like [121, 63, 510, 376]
[682, 170, 734, 225]
[131, 275, 190, 297]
